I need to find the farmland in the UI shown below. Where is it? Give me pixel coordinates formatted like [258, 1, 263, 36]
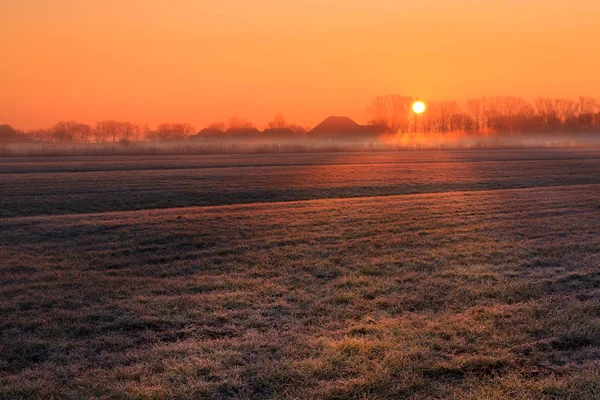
[1, 149, 600, 399]
[3, 150, 600, 218]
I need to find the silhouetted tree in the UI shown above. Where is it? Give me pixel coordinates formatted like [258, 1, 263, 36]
[466, 98, 484, 132]
[74, 123, 92, 143]
[95, 120, 118, 143]
[288, 124, 308, 136]
[207, 121, 226, 131]
[268, 113, 288, 129]
[0, 125, 28, 143]
[155, 123, 194, 141]
[9, 93, 600, 145]
[25, 129, 52, 142]
[367, 95, 413, 132]
[228, 117, 256, 130]
[52, 121, 82, 143]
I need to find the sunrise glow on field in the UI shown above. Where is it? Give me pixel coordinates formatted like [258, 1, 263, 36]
[2, 1, 600, 399]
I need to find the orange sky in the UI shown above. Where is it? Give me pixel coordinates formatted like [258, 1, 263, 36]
[1, 0, 599, 130]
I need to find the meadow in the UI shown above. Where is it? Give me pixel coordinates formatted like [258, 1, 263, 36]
[4, 150, 600, 218]
[1, 149, 600, 399]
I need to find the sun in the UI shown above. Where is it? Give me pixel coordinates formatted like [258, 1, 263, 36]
[412, 101, 426, 114]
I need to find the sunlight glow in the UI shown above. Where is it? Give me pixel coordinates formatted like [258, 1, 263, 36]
[412, 101, 426, 114]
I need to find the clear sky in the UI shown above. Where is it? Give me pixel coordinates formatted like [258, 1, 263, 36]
[1, 0, 599, 130]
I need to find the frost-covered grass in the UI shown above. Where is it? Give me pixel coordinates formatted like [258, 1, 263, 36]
[1, 151, 600, 399]
[3, 150, 600, 218]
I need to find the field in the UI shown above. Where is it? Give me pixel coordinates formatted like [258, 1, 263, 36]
[1, 150, 600, 399]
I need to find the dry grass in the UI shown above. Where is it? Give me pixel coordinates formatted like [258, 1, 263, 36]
[1, 151, 600, 399]
[3, 149, 600, 218]
[1, 138, 599, 158]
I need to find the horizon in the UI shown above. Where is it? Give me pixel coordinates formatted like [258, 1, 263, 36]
[4, 3, 600, 398]
[2, 0, 600, 130]
[3, 94, 599, 133]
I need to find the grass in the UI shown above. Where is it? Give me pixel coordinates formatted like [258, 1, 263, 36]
[1, 150, 600, 399]
[3, 149, 600, 218]
[1, 138, 599, 158]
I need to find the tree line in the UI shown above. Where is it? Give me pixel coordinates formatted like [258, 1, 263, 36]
[23, 121, 195, 144]
[368, 95, 600, 134]
[1, 114, 310, 144]
[2, 96, 600, 144]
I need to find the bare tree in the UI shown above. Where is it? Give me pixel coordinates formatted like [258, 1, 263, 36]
[119, 122, 141, 142]
[0, 125, 29, 142]
[25, 129, 52, 142]
[466, 98, 483, 132]
[227, 117, 256, 130]
[439, 101, 459, 132]
[578, 96, 597, 115]
[94, 120, 121, 143]
[51, 121, 79, 143]
[73, 123, 92, 143]
[95, 121, 145, 143]
[94, 121, 111, 143]
[555, 98, 578, 122]
[267, 113, 288, 129]
[367, 95, 413, 132]
[155, 123, 194, 141]
[206, 121, 226, 131]
[288, 124, 308, 136]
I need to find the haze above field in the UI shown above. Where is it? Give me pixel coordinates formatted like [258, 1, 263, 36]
[1, 0, 600, 130]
